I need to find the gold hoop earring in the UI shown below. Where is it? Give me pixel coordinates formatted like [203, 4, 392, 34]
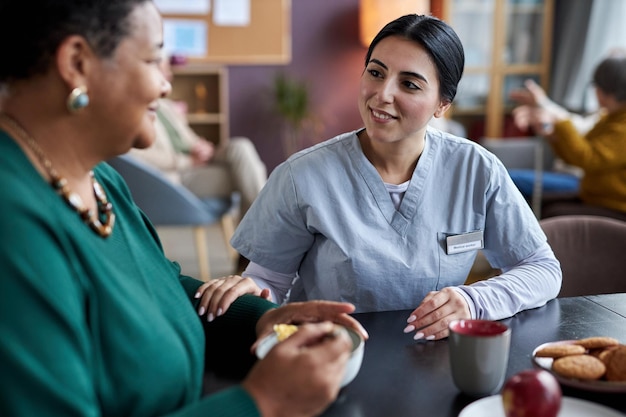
[67, 86, 90, 113]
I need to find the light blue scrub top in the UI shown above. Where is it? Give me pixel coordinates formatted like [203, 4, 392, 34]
[232, 128, 552, 313]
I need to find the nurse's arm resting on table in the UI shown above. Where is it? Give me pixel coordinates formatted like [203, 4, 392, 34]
[240, 241, 560, 341]
[404, 242, 560, 339]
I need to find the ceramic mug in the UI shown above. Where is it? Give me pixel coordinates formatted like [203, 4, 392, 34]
[448, 319, 511, 397]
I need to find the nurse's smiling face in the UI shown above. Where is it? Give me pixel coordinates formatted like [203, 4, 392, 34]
[358, 36, 450, 146]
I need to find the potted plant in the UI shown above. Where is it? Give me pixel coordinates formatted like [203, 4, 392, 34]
[273, 72, 315, 157]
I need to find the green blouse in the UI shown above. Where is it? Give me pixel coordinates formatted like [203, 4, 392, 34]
[0, 132, 275, 417]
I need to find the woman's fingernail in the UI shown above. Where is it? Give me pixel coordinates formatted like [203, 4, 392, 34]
[413, 332, 425, 340]
[198, 306, 205, 316]
[194, 292, 201, 299]
[426, 335, 436, 341]
[217, 308, 223, 317]
[407, 315, 416, 323]
[403, 325, 415, 333]
[207, 313, 215, 322]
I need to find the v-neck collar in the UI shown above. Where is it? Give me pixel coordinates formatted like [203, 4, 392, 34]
[348, 131, 436, 236]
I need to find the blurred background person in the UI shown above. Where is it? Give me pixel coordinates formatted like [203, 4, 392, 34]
[511, 52, 626, 220]
[130, 57, 267, 225]
[511, 78, 600, 137]
[506, 79, 584, 206]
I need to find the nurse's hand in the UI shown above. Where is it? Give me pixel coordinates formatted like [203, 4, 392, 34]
[403, 287, 471, 341]
[195, 275, 271, 322]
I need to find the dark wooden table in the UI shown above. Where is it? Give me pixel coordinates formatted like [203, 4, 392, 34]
[204, 294, 626, 416]
[320, 294, 626, 417]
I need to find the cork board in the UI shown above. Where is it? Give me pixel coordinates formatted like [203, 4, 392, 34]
[160, 0, 291, 65]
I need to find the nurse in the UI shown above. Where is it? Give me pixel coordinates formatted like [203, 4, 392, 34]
[198, 14, 562, 340]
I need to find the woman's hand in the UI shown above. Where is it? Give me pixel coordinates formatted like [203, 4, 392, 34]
[254, 300, 369, 349]
[512, 105, 560, 136]
[189, 140, 215, 165]
[243, 322, 352, 417]
[195, 275, 271, 321]
[509, 79, 549, 108]
[403, 287, 471, 340]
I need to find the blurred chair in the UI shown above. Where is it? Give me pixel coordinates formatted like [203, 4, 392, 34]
[539, 215, 626, 297]
[107, 154, 238, 281]
[541, 200, 626, 222]
[480, 137, 579, 218]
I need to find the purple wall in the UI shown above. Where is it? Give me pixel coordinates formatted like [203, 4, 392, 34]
[227, 0, 366, 172]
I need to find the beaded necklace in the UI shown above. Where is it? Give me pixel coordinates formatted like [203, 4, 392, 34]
[0, 113, 115, 237]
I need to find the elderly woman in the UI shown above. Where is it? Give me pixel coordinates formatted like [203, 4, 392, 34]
[0, 1, 367, 416]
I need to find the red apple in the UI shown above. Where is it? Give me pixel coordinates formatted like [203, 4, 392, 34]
[501, 369, 562, 417]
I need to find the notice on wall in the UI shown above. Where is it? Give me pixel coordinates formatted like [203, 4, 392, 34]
[154, 0, 210, 15]
[163, 19, 208, 57]
[213, 0, 250, 26]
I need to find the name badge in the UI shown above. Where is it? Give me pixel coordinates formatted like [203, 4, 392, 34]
[446, 231, 484, 255]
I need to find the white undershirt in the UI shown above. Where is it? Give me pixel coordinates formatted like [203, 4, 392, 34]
[385, 180, 409, 210]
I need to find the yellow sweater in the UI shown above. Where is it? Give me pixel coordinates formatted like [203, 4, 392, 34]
[551, 107, 626, 213]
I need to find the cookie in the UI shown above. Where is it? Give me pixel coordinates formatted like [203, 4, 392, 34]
[605, 345, 626, 382]
[590, 346, 618, 364]
[552, 354, 606, 380]
[535, 343, 586, 358]
[574, 336, 620, 350]
[273, 323, 299, 341]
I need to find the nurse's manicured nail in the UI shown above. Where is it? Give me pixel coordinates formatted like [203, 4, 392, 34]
[413, 332, 425, 340]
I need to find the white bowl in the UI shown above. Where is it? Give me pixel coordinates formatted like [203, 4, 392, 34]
[255, 325, 364, 387]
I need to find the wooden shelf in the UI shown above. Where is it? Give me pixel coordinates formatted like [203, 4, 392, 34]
[185, 113, 225, 124]
[170, 63, 229, 146]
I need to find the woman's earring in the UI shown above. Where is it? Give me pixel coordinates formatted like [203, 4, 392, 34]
[66, 86, 90, 113]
